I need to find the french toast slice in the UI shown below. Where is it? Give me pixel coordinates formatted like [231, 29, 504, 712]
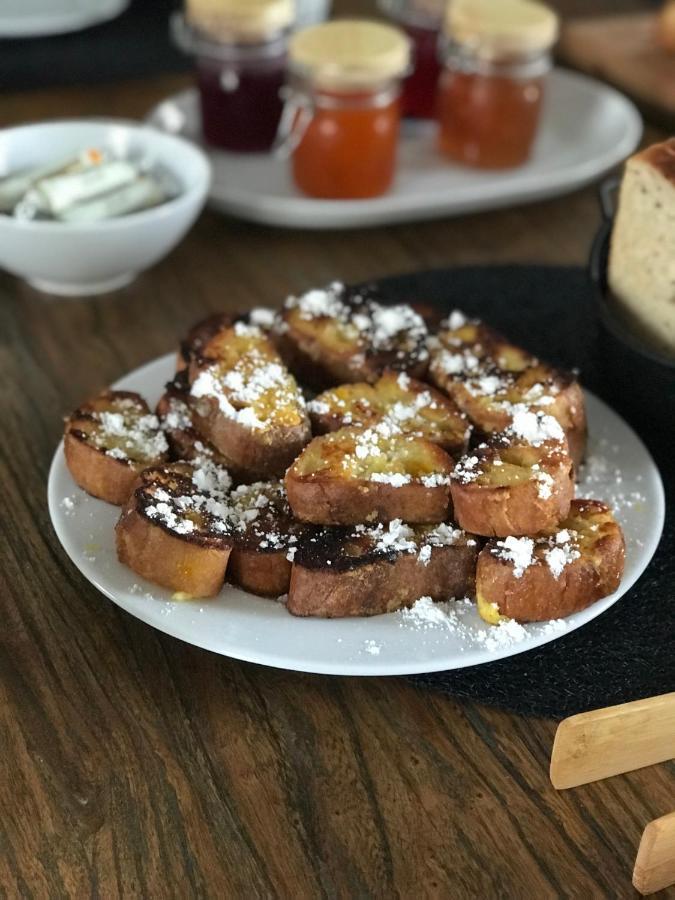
[428, 314, 587, 466]
[115, 460, 232, 598]
[450, 415, 574, 537]
[227, 480, 309, 597]
[176, 307, 277, 371]
[285, 423, 454, 525]
[276, 282, 429, 389]
[308, 370, 471, 456]
[188, 322, 311, 480]
[156, 371, 232, 471]
[64, 390, 169, 505]
[287, 519, 479, 617]
[476, 499, 625, 623]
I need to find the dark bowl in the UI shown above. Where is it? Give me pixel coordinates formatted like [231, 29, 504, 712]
[588, 208, 675, 436]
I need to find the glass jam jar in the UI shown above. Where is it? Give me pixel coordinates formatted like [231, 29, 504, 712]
[278, 20, 410, 199]
[378, 0, 445, 119]
[437, 0, 558, 169]
[173, 0, 294, 153]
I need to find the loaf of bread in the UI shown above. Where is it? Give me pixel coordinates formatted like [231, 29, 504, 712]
[608, 138, 675, 357]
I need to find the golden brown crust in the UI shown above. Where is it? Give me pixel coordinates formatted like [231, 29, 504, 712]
[116, 508, 231, 598]
[308, 370, 470, 456]
[450, 437, 574, 537]
[177, 312, 234, 372]
[64, 390, 168, 505]
[155, 372, 244, 477]
[225, 480, 308, 597]
[187, 324, 311, 480]
[285, 427, 454, 525]
[190, 393, 310, 480]
[285, 476, 451, 526]
[287, 526, 478, 617]
[228, 549, 291, 598]
[428, 321, 587, 466]
[115, 464, 232, 598]
[277, 284, 429, 389]
[476, 499, 625, 623]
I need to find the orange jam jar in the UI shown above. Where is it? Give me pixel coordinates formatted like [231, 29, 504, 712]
[437, 0, 559, 169]
[278, 20, 411, 199]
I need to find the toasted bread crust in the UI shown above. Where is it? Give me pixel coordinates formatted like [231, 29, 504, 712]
[187, 324, 311, 480]
[190, 393, 310, 479]
[65, 390, 168, 505]
[285, 428, 454, 525]
[177, 313, 234, 371]
[64, 433, 137, 506]
[309, 371, 470, 455]
[285, 476, 451, 525]
[156, 373, 241, 475]
[288, 539, 478, 617]
[226, 480, 306, 597]
[429, 320, 587, 466]
[476, 499, 625, 622]
[277, 284, 430, 389]
[116, 507, 231, 597]
[115, 464, 232, 597]
[451, 438, 574, 537]
[228, 550, 290, 598]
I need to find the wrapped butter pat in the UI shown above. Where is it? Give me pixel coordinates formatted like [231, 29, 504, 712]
[58, 176, 167, 224]
[0, 154, 83, 213]
[609, 139, 675, 357]
[29, 160, 137, 216]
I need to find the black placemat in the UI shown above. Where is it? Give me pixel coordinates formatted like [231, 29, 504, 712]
[371, 265, 673, 719]
[1, 0, 188, 92]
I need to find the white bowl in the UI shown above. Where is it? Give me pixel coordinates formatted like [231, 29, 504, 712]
[0, 119, 211, 296]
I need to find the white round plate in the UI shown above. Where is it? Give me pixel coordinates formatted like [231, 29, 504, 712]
[146, 69, 642, 229]
[0, 0, 128, 37]
[48, 353, 665, 676]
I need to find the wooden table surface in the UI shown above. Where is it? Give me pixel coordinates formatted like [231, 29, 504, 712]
[2, 29, 674, 900]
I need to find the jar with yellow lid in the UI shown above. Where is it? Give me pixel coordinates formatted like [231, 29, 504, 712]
[172, 0, 294, 153]
[277, 20, 411, 199]
[437, 0, 559, 169]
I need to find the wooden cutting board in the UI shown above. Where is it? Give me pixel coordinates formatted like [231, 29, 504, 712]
[558, 12, 675, 127]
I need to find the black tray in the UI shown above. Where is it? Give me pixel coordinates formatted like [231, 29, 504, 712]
[368, 264, 673, 720]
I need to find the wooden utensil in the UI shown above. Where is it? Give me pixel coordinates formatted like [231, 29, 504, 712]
[633, 812, 675, 895]
[551, 693, 675, 895]
[550, 692, 675, 789]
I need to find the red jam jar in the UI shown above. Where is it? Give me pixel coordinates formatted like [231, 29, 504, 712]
[174, 0, 294, 153]
[378, 0, 446, 119]
[278, 20, 410, 199]
[437, 0, 558, 169]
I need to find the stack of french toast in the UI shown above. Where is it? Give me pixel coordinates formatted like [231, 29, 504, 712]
[63, 283, 625, 625]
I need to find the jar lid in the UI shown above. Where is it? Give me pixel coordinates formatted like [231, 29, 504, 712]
[185, 0, 294, 42]
[445, 0, 559, 57]
[288, 19, 411, 90]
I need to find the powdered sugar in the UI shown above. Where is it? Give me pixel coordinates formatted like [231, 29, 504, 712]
[90, 404, 168, 461]
[544, 542, 580, 578]
[396, 596, 568, 652]
[369, 472, 411, 487]
[493, 536, 535, 578]
[508, 407, 565, 445]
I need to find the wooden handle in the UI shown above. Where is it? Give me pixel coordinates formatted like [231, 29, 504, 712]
[550, 693, 675, 789]
[633, 812, 675, 895]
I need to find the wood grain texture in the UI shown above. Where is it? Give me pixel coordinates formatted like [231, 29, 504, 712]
[1, 1, 674, 894]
